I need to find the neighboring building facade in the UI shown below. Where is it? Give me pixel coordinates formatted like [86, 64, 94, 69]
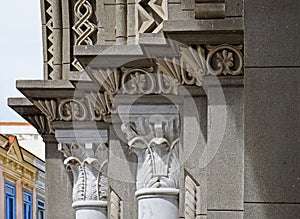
[0, 122, 45, 161]
[7, 0, 300, 219]
[0, 131, 45, 219]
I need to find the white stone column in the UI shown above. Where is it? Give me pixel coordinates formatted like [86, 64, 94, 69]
[121, 115, 180, 219]
[58, 143, 108, 219]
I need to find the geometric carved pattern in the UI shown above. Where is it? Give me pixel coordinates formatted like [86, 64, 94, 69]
[72, 0, 96, 71]
[136, 0, 168, 33]
[44, 0, 56, 79]
[121, 115, 180, 190]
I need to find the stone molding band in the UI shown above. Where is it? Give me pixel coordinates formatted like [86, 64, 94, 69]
[135, 188, 180, 199]
[72, 200, 108, 208]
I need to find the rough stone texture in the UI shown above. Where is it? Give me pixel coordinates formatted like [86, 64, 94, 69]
[207, 86, 244, 211]
[244, 1, 300, 217]
[168, 3, 194, 21]
[45, 137, 74, 219]
[244, 0, 300, 67]
[244, 69, 300, 203]
[108, 125, 137, 219]
[244, 204, 300, 219]
[104, 4, 116, 43]
[182, 96, 207, 216]
[225, 0, 243, 17]
[207, 211, 243, 219]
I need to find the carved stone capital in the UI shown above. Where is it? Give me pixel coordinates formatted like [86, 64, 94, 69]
[121, 115, 180, 190]
[58, 143, 108, 203]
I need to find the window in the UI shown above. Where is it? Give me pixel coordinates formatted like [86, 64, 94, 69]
[5, 182, 16, 219]
[23, 191, 32, 219]
[37, 199, 45, 219]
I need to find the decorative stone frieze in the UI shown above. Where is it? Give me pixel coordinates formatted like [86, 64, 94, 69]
[59, 143, 108, 219]
[121, 115, 180, 219]
[31, 44, 243, 127]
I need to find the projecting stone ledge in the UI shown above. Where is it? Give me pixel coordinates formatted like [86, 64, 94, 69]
[74, 43, 180, 68]
[164, 18, 244, 44]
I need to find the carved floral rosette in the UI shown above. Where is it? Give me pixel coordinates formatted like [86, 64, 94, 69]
[206, 44, 244, 76]
[59, 143, 108, 203]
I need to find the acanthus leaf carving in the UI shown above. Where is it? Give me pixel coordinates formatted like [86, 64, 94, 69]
[59, 143, 108, 202]
[121, 115, 180, 190]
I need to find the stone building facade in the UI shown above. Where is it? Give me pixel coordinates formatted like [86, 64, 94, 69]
[8, 0, 299, 218]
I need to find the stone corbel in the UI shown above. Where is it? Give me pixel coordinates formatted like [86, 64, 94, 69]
[121, 115, 180, 219]
[58, 142, 108, 219]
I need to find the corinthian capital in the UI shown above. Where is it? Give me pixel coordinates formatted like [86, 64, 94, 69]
[121, 115, 180, 190]
[58, 143, 108, 202]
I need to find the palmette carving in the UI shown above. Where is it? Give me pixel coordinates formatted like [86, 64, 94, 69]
[26, 115, 50, 135]
[91, 68, 120, 95]
[59, 143, 108, 202]
[156, 57, 199, 92]
[34, 99, 57, 121]
[180, 45, 206, 86]
[121, 115, 180, 190]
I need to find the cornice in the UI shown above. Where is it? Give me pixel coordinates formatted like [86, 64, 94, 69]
[9, 44, 243, 136]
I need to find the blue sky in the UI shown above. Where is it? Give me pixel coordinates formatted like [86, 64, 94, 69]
[0, 1, 43, 121]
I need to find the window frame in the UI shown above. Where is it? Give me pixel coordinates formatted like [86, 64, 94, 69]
[23, 190, 33, 219]
[5, 182, 16, 219]
[36, 198, 45, 219]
